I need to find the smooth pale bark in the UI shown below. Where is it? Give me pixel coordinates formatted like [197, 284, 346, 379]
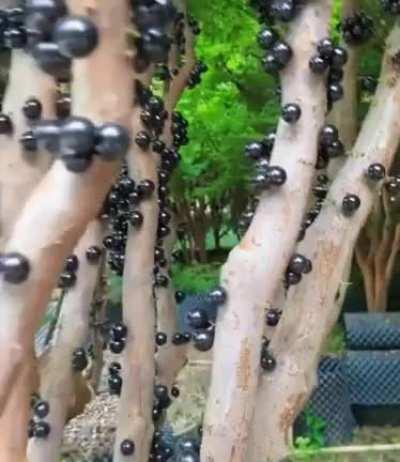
[0, 52, 55, 249]
[200, 2, 332, 461]
[27, 221, 104, 462]
[0, 356, 36, 462]
[248, 25, 400, 462]
[113, 72, 158, 462]
[0, 0, 133, 414]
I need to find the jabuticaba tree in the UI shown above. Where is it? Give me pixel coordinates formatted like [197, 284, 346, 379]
[200, 1, 334, 460]
[248, 19, 400, 462]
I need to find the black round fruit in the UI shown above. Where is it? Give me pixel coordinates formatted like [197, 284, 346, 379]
[34, 400, 50, 418]
[86, 245, 102, 263]
[282, 103, 301, 123]
[309, 55, 328, 74]
[192, 330, 214, 352]
[155, 332, 167, 346]
[0, 114, 13, 134]
[120, 439, 135, 456]
[109, 374, 122, 395]
[32, 42, 71, 78]
[258, 27, 276, 49]
[95, 123, 131, 161]
[111, 322, 128, 341]
[58, 270, 77, 289]
[366, 163, 386, 181]
[261, 352, 277, 372]
[265, 165, 287, 186]
[72, 348, 88, 372]
[342, 194, 361, 216]
[54, 15, 99, 58]
[266, 309, 281, 327]
[187, 308, 209, 329]
[23, 98, 42, 120]
[64, 254, 79, 273]
[33, 421, 51, 439]
[208, 286, 226, 304]
[0, 252, 30, 284]
[110, 339, 126, 354]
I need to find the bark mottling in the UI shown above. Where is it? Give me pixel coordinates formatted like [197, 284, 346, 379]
[237, 339, 252, 391]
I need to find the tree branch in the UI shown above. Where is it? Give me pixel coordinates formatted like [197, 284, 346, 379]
[0, 51, 56, 249]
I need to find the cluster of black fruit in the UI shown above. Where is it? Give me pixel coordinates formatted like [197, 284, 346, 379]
[132, 0, 177, 70]
[298, 174, 329, 241]
[108, 321, 128, 355]
[152, 384, 174, 423]
[171, 111, 189, 149]
[155, 12, 201, 82]
[0, 7, 28, 50]
[170, 287, 226, 353]
[309, 38, 348, 107]
[245, 131, 287, 192]
[149, 432, 201, 462]
[381, 0, 400, 14]
[58, 247, 101, 289]
[28, 396, 51, 439]
[251, 0, 303, 24]
[383, 173, 400, 205]
[258, 26, 292, 74]
[253, 0, 307, 73]
[23, 0, 99, 78]
[58, 254, 79, 289]
[285, 253, 312, 287]
[316, 124, 345, 170]
[187, 61, 208, 88]
[342, 163, 386, 217]
[260, 337, 276, 372]
[18, 108, 131, 172]
[341, 11, 373, 46]
[183, 288, 225, 353]
[137, 81, 169, 139]
[102, 166, 145, 276]
[108, 361, 122, 395]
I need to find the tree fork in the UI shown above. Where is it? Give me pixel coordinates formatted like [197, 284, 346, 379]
[200, 2, 332, 461]
[248, 24, 400, 462]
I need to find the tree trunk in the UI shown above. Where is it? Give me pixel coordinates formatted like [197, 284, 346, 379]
[27, 220, 103, 462]
[248, 25, 400, 462]
[201, 3, 332, 460]
[113, 69, 158, 461]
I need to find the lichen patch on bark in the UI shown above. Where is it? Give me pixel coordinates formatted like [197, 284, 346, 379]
[237, 338, 252, 391]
